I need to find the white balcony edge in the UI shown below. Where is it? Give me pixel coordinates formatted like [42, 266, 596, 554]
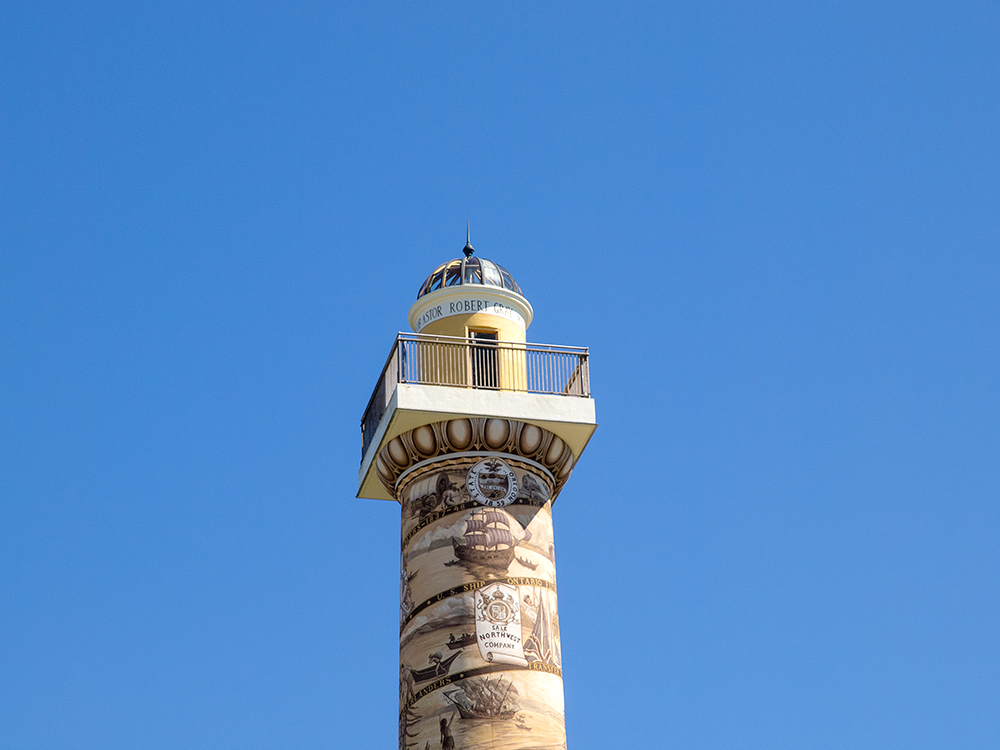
[357, 383, 597, 502]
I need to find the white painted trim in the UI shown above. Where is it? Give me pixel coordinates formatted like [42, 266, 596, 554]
[408, 285, 534, 332]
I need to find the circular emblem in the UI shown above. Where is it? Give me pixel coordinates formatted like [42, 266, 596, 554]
[488, 598, 514, 623]
[477, 585, 519, 626]
[467, 458, 519, 507]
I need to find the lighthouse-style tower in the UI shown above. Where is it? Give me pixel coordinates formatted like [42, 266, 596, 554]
[358, 233, 597, 750]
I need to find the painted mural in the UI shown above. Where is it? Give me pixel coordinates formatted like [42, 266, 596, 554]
[395, 422, 571, 750]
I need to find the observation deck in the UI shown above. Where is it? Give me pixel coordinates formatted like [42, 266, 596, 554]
[357, 332, 597, 501]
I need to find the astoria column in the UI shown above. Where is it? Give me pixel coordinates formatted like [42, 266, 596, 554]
[358, 235, 597, 750]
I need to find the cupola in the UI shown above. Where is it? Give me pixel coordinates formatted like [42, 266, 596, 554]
[408, 230, 533, 341]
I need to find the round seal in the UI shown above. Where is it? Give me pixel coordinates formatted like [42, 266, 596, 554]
[467, 458, 519, 507]
[488, 599, 513, 621]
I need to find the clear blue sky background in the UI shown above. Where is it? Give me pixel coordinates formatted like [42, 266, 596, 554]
[2, 2, 998, 748]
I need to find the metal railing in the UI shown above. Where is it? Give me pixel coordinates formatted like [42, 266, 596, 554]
[361, 332, 590, 459]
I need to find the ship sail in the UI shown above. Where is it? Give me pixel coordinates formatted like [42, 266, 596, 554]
[481, 510, 509, 525]
[463, 511, 513, 549]
[484, 527, 512, 547]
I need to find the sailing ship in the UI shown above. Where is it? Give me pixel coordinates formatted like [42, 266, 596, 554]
[444, 675, 520, 720]
[409, 651, 460, 683]
[446, 632, 477, 650]
[452, 509, 516, 570]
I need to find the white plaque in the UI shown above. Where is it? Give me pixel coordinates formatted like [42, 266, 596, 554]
[475, 583, 527, 666]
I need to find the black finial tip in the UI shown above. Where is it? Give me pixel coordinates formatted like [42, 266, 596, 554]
[463, 222, 474, 257]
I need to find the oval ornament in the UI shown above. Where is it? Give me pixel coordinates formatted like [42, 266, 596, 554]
[467, 458, 519, 508]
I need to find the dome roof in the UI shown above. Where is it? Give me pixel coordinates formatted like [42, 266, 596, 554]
[416, 239, 523, 300]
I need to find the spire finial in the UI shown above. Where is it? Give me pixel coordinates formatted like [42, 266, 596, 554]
[463, 221, 475, 258]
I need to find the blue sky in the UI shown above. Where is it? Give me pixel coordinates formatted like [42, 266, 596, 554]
[2, 2, 998, 748]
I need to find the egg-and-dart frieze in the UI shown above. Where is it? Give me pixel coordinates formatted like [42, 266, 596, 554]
[375, 418, 575, 495]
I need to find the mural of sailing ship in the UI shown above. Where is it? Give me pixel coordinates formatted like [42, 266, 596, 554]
[444, 675, 520, 720]
[452, 509, 518, 571]
[409, 651, 461, 683]
[446, 632, 476, 650]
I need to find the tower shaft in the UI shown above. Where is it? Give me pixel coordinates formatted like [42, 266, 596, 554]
[357, 238, 596, 750]
[388, 419, 570, 749]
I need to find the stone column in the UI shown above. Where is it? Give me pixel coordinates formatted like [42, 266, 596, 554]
[375, 417, 576, 750]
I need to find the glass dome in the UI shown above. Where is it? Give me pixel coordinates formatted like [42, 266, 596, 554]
[416, 255, 523, 300]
